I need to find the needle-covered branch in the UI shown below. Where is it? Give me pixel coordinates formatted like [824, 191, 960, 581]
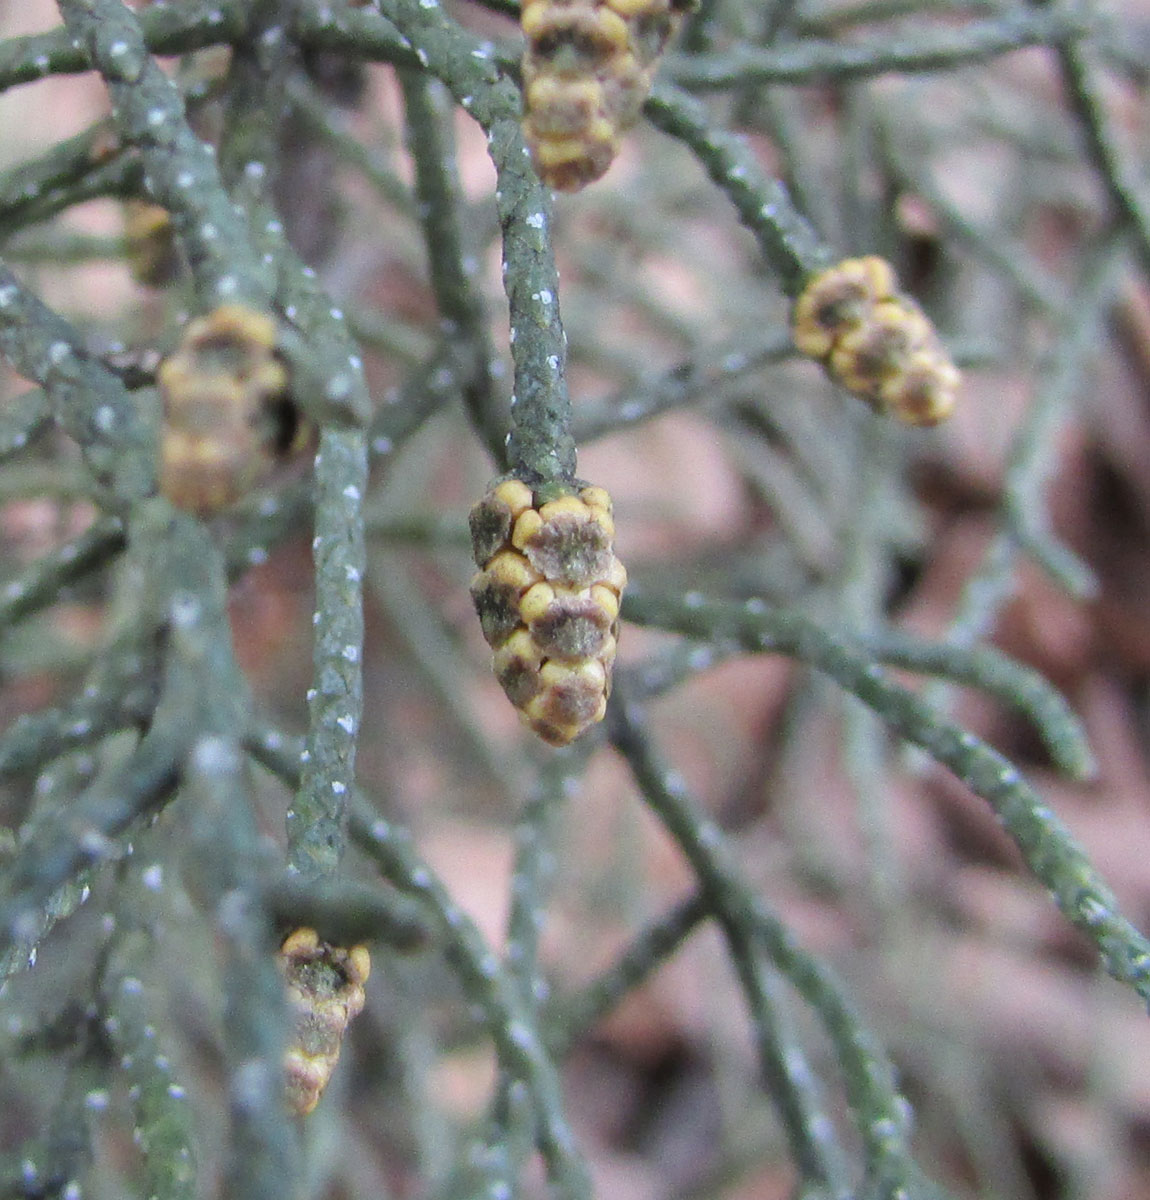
[99, 922, 197, 1200]
[0, 516, 126, 630]
[0, 0, 244, 94]
[666, 6, 1091, 89]
[622, 587, 1150, 1004]
[248, 721, 592, 1200]
[0, 262, 153, 502]
[1055, 39, 1150, 276]
[644, 84, 832, 294]
[545, 891, 709, 1055]
[56, 0, 273, 305]
[401, 69, 505, 465]
[287, 424, 366, 881]
[608, 685, 910, 1195]
[298, 0, 577, 485]
[0, 503, 247, 960]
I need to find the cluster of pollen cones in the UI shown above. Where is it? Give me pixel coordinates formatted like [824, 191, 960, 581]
[521, 0, 690, 191]
[792, 255, 960, 426]
[469, 478, 626, 746]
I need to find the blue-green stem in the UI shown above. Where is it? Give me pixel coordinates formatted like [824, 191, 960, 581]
[621, 587, 1150, 1003]
[56, 0, 273, 306]
[297, 0, 577, 486]
[666, 7, 1090, 89]
[608, 684, 901, 1195]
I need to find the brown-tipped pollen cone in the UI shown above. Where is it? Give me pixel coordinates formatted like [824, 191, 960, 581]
[278, 927, 372, 1117]
[157, 304, 309, 515]
[791, 255, 960, 427]
[521, 0, 692, 192]
[469, 478, 626, 746]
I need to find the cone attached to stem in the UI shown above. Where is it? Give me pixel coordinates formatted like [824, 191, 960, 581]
[279, 927, 371, 1117]
[157, 305, 311, 515]
[792, 256, 960, 426]
[521, 0, 692, 191]
[470, 478, 626, 745]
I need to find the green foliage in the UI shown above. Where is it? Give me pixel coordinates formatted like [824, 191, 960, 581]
[0, 0, 1148, 1198]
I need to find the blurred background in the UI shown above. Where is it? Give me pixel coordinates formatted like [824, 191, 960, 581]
[2, 0, 1150, 1196]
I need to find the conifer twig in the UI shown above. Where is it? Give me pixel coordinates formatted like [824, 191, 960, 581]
[0, 517, 126, 630]
[246, 724, 593, 1200]
[0, 262, 153, 502]
[1055, 39, 1150, 275]
[401, 70, 505, 465]
[98, 923, 196, 1200]
[666, 6, 1091, 89]
[545, 891, 709, 1053]
[298, 0, 577, 485]
[350, 800, 592, 1200]
[0, 0, 244, 93]
[622, 588, 1150, 1002]
[644, 84, 832, 294]
[0, 389, 50, 460]
[609, 685, 906, 1195]
[56, 0, 273, 306]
